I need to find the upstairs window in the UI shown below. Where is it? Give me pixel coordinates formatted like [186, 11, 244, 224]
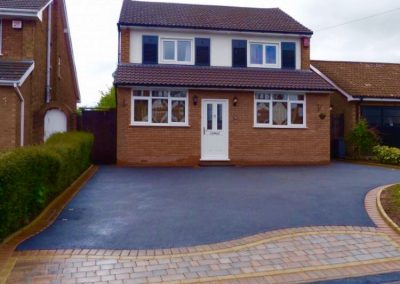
[232, 40, 247, 67]
[195, 38, 210, 66]
[249, 42, 279, 67]
[281, 42, 296, 69]
[161, 38, 193, 64]
[254, 92, 306, 128]
[142, 35, 158, 64]
[131, 90, 188, 126]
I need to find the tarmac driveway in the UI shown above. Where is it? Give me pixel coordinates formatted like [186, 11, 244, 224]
[18, 162, 400, 250]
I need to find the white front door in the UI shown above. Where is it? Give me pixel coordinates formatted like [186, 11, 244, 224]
[201, 99, 229, 161]
[44, 109, 67, 141]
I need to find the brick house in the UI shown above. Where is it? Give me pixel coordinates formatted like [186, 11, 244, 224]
[312, 61, 400, 152]
[0, 0, 79, 151]
[114, 1, 334, 166]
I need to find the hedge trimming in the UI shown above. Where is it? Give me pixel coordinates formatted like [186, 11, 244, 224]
[0, 132, 93, 241]
[373, 145, 400, 165]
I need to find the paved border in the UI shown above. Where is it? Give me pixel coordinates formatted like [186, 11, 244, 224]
[377, 185, 400, 234]
[0, 165, 98, 284]
[1, 175, 400, 283]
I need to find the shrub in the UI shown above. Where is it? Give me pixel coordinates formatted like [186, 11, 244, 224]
[346, 119, 379, 157]
[0, 132, 93, 241]
[373, 145, 400, 165]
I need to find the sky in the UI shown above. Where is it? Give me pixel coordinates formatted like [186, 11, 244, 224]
[64, 0, 400, 106]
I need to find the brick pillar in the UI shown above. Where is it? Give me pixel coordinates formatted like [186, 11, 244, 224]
[301, 38, 311, 70]
[120, 28, 130, 63]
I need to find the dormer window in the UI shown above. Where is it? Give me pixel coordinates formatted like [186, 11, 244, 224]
[161, 38, 194, 65]
[249, 42, 279, 68]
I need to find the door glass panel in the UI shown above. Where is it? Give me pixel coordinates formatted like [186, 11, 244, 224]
[217, 104, 223, 130]
[207, 104, 213, 130]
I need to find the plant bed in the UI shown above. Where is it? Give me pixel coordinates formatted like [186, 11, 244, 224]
[381, 184, 400, 227]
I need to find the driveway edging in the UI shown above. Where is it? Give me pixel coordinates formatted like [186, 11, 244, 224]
[0, 165, 98, 283]
[377, 185, 400, 235]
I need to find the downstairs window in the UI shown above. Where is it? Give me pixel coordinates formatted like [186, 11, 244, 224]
[254, 92, 306, 128]
[131, 90, 188, 126]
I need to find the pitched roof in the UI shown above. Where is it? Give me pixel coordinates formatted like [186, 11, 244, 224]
[0, 0, 51, 11]
[114, 64, 333, 91]
[311, 60, 400, 99]
[0, 60, 34, 86]
[119, 0, 312, 35]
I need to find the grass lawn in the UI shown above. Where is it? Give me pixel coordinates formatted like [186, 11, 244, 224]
[381, 184, 400, 226]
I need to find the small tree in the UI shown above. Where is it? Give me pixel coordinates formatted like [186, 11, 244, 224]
[346, 119, 379, 158]
[97, 87, 116, 109]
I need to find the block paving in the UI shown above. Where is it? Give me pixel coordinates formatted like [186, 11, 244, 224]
[1, 180, 400, 283]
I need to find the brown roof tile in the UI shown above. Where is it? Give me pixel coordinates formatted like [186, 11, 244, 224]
[312, 60, 400, 99]
[0, 0, 51, 10]
[119, 0, 312, 35]
[114, 64, 333, 91]
[0, 60, 34, 85]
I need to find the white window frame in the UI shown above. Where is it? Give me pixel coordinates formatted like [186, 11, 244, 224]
[131, 89, 189, 127]
[248, 42, 280, 68]
[160, 38, 194, 65]
[254, 92, 307, 129]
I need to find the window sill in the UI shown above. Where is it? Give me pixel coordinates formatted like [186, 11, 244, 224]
[130, 123, 190, 128]
[253, 125, 307, 129]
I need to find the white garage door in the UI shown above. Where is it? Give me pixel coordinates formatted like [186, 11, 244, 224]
[44, 109, 67, 141]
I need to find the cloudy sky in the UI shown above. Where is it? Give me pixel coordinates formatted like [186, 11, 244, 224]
[65, 0, 400, 106]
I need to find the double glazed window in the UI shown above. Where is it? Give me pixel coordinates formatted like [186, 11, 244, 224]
[161, 39, 193, 64]
[255, 92, 305, 128]
[132, 90, 188, 126]
[249, 43, 279, 67]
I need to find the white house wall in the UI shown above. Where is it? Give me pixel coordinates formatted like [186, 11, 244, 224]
[129, 28, 302, 69]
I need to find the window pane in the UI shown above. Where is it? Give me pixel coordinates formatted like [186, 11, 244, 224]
[291, 103, 304, 125]
[273, 94, 288, 100]
[163, 40, 175, 60]
[134, 100, 148, 122]
[152, 90, 168, 97]
[133, 90, 142, 96]
[250, 44, 263, 64]
[232, 40, 247, 67]
[171, 100, 186, 123]
[152, 99, 168, 123]
[217, 104, 223, 130]
[195, 38, 210, 66]
[256, 93, 271, 100]
[273, 102, 288, 125]
[142, 35, 158, 64]
[207, 104, 213, 130]
[177, 40, 191, 62]
[170, 91, 186, 98]
[265, 45, 277, 64]
[257, 102, 270, 124]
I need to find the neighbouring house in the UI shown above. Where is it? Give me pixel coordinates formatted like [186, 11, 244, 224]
[312, 61, 400, 154]
[114, 1, 334, 166]
[0, 0, 79, 151]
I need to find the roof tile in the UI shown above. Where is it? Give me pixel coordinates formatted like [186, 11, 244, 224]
[312, 60, 400, 98]
[114, 64, 333, 91]
[119, 0, 312, 35]
[0, 0, 51, 10]
[0, 60, 34, 84]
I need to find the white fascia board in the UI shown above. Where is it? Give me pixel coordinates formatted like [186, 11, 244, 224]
[310, 65, 359, 102]
[361, 98, 400, 102]
[0, 0, 53, 21]
[18, 62, 35, 86]
[0, 80, 16, 86]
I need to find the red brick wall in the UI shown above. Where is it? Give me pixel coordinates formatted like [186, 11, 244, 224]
[0, 87, 19, 151]
[301, 39, 310, 70]
[120, 28, 130, 63]
[0, 0, 78, 149]
[116, 88, 330, 166]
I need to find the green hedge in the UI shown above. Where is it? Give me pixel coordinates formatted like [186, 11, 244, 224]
[0, 132, 93, 241]
[373, 145, 400, 165]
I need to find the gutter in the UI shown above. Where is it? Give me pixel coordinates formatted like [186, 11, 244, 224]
[13, 83, 25, 147]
